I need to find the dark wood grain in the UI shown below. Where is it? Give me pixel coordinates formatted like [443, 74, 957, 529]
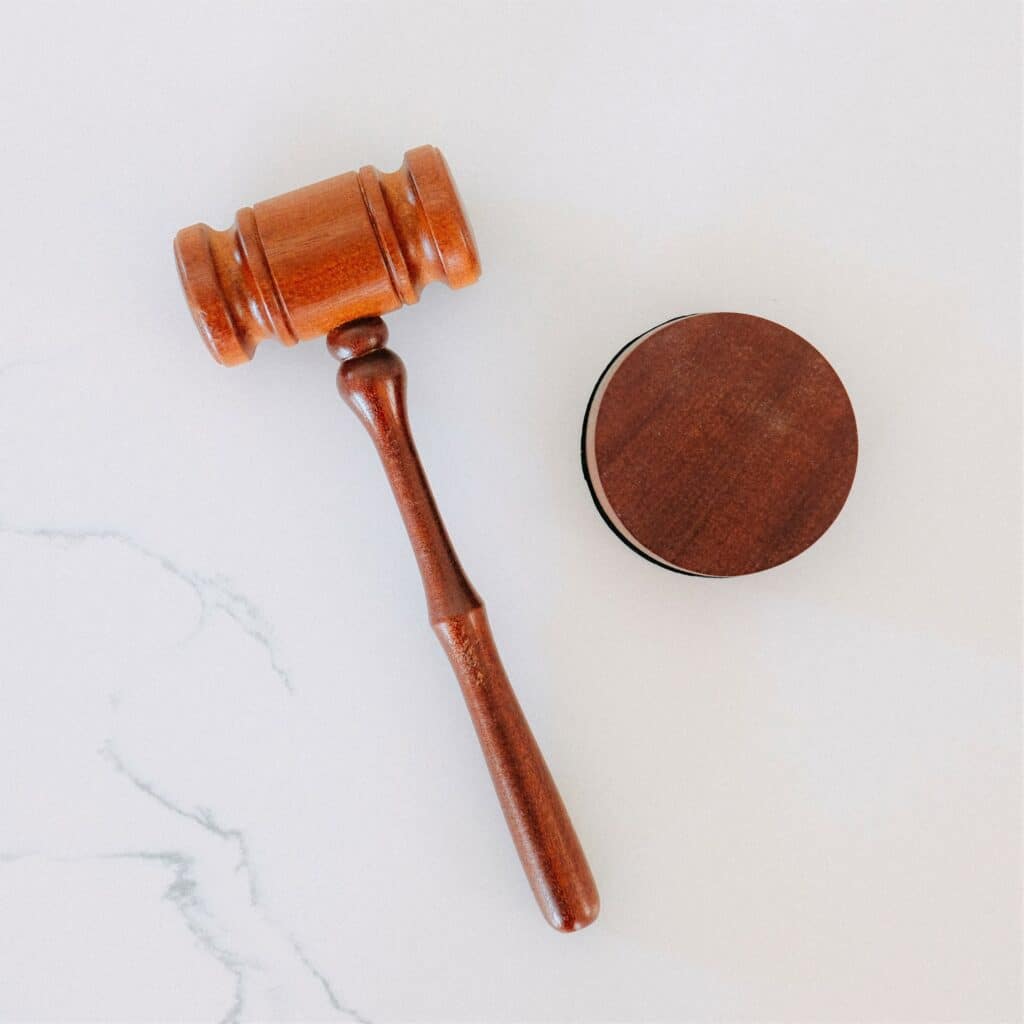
[583, 313, 857, 576]
[174, 145, 479, 366]
[332, 319, 599, 933]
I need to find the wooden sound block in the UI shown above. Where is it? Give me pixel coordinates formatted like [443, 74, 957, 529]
[582, 313, 858, 576]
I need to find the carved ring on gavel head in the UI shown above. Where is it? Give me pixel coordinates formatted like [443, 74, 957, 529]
[173, 147, 599, 933]
[174, 145, 480, 365]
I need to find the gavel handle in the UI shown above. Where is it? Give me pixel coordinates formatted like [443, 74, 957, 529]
[334, 340, 599, 932]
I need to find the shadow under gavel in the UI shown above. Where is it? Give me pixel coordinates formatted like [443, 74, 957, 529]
[174, 145, 599, 932]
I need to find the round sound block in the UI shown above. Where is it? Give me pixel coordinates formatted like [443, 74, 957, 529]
[581, 313, 857, 576]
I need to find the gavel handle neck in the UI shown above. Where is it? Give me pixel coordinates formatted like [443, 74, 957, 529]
[338, 348, 480, 623]
[335, 343, 599, 933]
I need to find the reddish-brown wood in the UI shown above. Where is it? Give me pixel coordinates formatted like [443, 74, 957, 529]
[174, 151, 598, 930]
[174, 145, 479, 366]
[331, 319, 599, 933]
[583, 313, 857, 576]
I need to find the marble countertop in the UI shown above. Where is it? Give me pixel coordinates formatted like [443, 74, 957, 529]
[1, 3, 1019, 1021]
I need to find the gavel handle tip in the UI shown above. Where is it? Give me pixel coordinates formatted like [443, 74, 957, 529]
[434, 607, 600, 933]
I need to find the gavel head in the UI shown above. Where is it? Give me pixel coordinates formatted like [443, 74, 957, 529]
[174, 145, 480, 366]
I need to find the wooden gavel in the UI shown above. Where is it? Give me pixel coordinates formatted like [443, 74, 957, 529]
[174, 145, 599, 931]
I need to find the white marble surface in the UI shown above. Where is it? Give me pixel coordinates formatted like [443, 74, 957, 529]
[0, 3, 1020, 1021]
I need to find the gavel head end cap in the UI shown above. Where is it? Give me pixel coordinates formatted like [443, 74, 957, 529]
[404, 145, 480, 291]
[174, 223, 253, 366]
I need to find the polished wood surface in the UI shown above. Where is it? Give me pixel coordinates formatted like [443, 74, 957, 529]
[583, 313, 857, 576]
[175, 153, 597, 930]
[331, 319, 599, 932]
[174, 145, 480, 366]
